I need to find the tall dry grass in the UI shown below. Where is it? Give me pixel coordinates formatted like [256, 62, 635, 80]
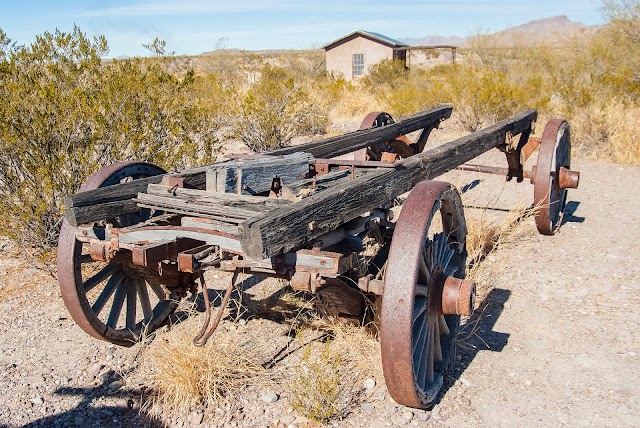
[132, 311, 273, 422]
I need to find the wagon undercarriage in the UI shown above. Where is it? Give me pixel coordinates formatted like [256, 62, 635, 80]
[57, 104, 580, 409]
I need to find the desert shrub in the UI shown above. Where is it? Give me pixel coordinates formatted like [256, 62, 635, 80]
[228, 64, 327, 151]
[0, 26, 220, 251]
[377, 64, 545, 129]
[287, 341, 344, 422]
[363, 59, 408, 89]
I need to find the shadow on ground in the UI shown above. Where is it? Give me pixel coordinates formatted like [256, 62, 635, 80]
[21, 374, 162, 428]
[437, 288, 512, 404]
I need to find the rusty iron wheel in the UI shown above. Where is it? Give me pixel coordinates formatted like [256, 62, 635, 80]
[381, 181, 469, 409]
[354, 112, 413, 160]
[57, 162, 179, 347]
[534, 119, 571, 235]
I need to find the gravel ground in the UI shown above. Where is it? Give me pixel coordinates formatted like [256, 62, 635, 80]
[0, 156, 638, 427]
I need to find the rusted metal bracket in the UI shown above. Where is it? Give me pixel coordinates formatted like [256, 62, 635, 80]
[130, 237, 206, 268]
[177, 244, 219, 273]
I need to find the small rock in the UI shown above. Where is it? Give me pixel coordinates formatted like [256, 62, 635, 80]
[287, 425, 298, 428]
[108, 380, 124, 391]
[253, 408, 265, 417]
[370, 419, 390, 428]
[361, 402, 374, 411]
[524, 380, 532, 386]
[30, 396, 44, 406]
[261, 392, 279, 403]
[102, 410, 114, 417]
[401, 410, 413, 420]
[363, 378, 376, 389]
[431, 405, 440, 420]
[280, 415, 295, 424]
[88, 363, 103, 374]
[189, 411, 204, 425]
[392, 415, 410, 426]
[417, 412, 430, 422]
[238, 318, 247, 326]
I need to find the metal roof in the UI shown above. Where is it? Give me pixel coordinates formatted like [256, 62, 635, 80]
[323, 30, 409, 50]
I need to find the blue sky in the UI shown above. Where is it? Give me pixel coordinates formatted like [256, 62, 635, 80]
[0, 0, 605, 57]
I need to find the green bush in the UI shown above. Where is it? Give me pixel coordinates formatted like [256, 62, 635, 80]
[363, 59, 408, 89]
[376, 64, 546, 129]
[0, 27, 220, 251]
[228, 64, 327, 152]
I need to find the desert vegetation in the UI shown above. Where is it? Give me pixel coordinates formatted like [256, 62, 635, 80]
[1, 3, 638, 258]
[0, 1, 638, 423]
[1, 1, 637, 255]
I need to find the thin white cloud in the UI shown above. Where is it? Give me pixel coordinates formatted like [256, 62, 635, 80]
[80, 0, 289, 17]
[80, 0, 549, 18]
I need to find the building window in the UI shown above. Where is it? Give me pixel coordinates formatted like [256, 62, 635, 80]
[352, 53, 364, 77]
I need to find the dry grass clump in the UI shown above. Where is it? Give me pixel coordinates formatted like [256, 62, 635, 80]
[465, 205, 536, 289]
[135, 314, 270, 420]
[570, 103, 640, 164]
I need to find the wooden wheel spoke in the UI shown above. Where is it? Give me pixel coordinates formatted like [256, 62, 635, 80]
[412, 307, 428, 355]
[149, 282, 166, 301]
[426, 324, 435, 383]
[412, 297, 427, 322]
[444, 264, 458, 277]
[433, 321, 443, 362]
[137, 279, 153, 321]
[79, 254, 94, 264]
[438, 315, 450, 336]
[91, 271, 124, 316]
[418, 323, 434, 386]
[418, 251, 430, 284]
[441, 247, 454, 273]
[107, 284, 127, 328]
[83, 264, 120, 293]
[414, 323, 429, 384]
[126, 280, 137, 330]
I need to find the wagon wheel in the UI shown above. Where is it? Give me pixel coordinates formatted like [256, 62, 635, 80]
[381, 181, 475, 409]
[57, 162, 179, 347]
[533, 119, 580, 235]
[355, 112, 414, 161]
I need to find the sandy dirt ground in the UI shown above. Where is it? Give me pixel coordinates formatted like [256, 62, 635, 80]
[0, 153, 638, 428]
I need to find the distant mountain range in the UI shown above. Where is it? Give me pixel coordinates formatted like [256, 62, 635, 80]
[401, 15, 601, 47]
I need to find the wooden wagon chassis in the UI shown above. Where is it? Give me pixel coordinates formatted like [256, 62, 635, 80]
[57, 104, 579, 409]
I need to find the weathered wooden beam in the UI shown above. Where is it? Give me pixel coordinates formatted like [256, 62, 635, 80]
[63, 167, 212, 226]
[135, 193, 261, 222]
[240, 109, 537, 259]
[65, 166, 210, 209]
[264, 104, 453, 159]
[206, 152, 313, 194]
[146, 184, 291, 208]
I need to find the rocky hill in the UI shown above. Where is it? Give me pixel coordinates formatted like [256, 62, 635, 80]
[402, 15, 601, 47]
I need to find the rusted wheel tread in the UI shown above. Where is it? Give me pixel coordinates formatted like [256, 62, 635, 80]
[534, 119, 571, 235]
[381, 181, 467, 409]
[57, 162, 176, 347]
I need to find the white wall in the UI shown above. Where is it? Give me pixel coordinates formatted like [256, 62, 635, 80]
[326, 37, 394, 81]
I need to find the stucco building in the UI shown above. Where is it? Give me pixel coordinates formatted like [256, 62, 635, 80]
[323, 30, 458, 81]
[323, 30, 409, 81]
